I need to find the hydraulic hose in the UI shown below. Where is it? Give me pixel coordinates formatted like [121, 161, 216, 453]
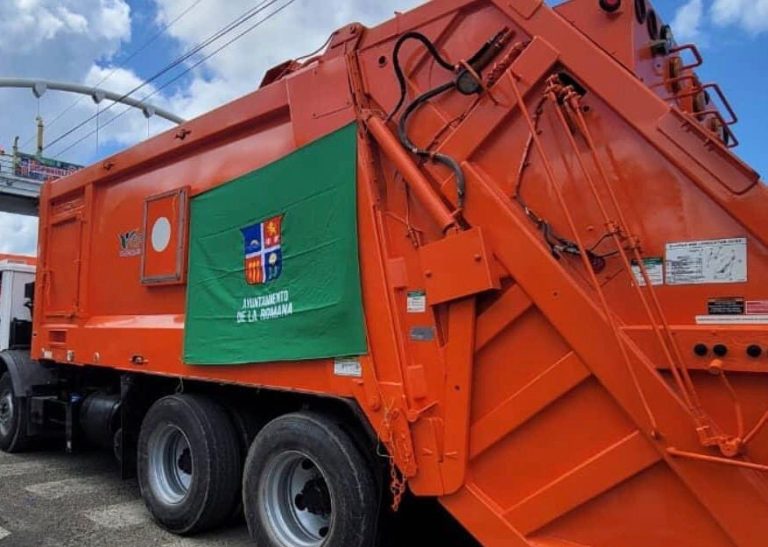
[388, 28, 510, 210]
[397, 82, 466, 207]
[387, 31, 456, 121]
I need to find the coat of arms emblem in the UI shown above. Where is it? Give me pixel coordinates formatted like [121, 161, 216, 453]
[240, 215, 283, 285]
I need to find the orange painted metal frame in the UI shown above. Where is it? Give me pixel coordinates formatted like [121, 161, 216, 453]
[0, 254, 36, 266]
[32, 0, 768, 545]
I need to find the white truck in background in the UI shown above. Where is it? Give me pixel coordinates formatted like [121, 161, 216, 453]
[0, 256, 35, 351]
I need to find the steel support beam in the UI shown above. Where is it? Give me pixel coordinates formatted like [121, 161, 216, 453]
[0, 78, 186, 124]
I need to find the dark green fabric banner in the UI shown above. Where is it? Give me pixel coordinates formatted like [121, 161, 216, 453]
[184, 124, 367, 365]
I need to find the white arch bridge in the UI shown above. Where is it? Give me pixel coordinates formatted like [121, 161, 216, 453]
[0, 78, 186, 216]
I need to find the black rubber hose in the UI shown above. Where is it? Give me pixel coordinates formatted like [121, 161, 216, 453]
[387, 32, 455, 121]
[397, 81, 467, 207]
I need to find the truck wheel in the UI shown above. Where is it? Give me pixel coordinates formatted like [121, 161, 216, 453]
[137, 394, 241, 535]
[0, 372, 27, 453]
[243, 412, 379, 547]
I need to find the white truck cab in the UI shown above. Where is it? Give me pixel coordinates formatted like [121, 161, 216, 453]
[0, 257, 35, 351]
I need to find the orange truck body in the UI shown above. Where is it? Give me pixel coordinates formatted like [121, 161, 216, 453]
[31, 0, 768, 544]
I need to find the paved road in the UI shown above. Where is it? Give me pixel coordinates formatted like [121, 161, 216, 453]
[0, 448, 251, 546]
[0, 447, 478, 547]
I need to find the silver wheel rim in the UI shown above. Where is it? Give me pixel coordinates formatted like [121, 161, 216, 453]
[260, 451, 333, 546]
[147, 424, 193, 505]
[0, 391, 14, 438]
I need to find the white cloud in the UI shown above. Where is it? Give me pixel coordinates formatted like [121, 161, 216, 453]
[0, 0, 130, 53]
[0, 0, 134, 161]
[94, 0, 132, 41]
[672, 0, 704, 42]
[668, 0, 768, 39]
[154, 0, 425, 118]
[0, 0, 132, 256]
[711, 0, 768, 34]
[0, 213, 37, 255]
[56, 7, 89, 36]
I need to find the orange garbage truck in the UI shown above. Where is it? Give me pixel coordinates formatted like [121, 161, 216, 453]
[1, 0, 767, 545]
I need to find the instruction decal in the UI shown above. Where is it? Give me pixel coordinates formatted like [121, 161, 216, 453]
[631, 258, 664, 286]
[707, 297, 745, 316]
[334, 357, 362, 378]
[407, 290, 427, 313]
[665, 238, 747, 285]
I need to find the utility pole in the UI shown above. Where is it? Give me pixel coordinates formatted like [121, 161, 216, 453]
[12, 136, 19, 174]
[36, 116, 44, 158]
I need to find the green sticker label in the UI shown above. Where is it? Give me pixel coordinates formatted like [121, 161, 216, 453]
[407, 290, 427, 313]
[631, 257, 664, 286]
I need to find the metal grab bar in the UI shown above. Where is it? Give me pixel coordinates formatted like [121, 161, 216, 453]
[673, 82, 738, 126]
[669, 44, 703, 71]
[700, 83, 738, 125]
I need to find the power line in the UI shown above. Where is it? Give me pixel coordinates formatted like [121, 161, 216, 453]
[54, 0, 298, 158]
[44, 0, 281, 154]
[52, 0, 298, 159]
[21, 0, 205, 150]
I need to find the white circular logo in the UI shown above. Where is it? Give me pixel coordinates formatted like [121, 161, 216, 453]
[151, 217, 172, 253]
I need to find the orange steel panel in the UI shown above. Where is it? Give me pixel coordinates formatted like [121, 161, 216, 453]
[474, 283, 533, 350]
[469, 351, 591, 458]
[505, 431, 662, 534]
[419, 228, 499, 306]
[31, 0, 768, 544]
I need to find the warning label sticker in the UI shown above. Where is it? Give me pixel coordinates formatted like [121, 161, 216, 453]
[407, 290, 427, 313]
[665, 238, 747, 285]
[631, 258, 664, 286]
[746, 300, 768, 315]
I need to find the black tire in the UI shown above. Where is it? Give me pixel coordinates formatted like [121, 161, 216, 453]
[137, 394, 242, 535]
[243, 412, 379, 547]
[0, 372, 27, 453]
[224, 405, 271, 524]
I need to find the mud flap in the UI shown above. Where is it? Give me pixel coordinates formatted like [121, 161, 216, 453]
[0, 350, 57, 397]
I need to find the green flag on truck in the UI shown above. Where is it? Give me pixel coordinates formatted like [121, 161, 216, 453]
[184, 124, 367, 365]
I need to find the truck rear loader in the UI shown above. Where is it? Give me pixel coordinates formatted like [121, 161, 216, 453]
[1, 0, 767, 545]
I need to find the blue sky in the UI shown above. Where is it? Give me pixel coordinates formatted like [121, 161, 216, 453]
[0, 0, 765, 255]
[651, 0, 768, 177]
